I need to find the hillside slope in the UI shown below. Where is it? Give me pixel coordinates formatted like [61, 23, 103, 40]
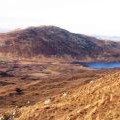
[15, 71, 120, 120]
[0, 26, 120, 61]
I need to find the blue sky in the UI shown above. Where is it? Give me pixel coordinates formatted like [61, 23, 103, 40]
[0, 0, 120, 36]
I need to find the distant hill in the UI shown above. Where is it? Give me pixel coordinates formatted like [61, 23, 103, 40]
[0, 26, 120, 61]
[95, 35, 120, 41]
[0, 28, 9, 33]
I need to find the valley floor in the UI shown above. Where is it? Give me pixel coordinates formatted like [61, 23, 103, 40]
[0, 58, 120, 120]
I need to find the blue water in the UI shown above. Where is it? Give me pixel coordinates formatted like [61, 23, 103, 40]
[87, 62, 120, 69]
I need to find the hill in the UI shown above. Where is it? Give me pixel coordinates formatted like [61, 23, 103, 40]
[11, 71, 120, 120]
[0, 26, 120, 61]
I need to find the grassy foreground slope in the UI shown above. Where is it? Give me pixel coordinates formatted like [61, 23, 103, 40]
[16, 71, 120, 120]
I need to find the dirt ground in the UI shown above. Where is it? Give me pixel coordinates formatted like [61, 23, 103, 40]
[0, 58, 120, 120]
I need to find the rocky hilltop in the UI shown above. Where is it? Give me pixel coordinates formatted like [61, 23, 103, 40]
[0, 26, 120, 61]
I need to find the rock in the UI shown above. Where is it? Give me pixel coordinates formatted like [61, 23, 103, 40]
[27, 101, 30, 105]
[44, 99, 51, 105]
[15, 106, 18, 108]
[0, 114, 13, 120]
[90, 81, 94, 83]
[0, 116, 4, 120]
[63, 92, 67, 97]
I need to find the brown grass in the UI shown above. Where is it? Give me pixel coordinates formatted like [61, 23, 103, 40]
[16, 71, 120, 120]
[0, 58, 120, 120]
